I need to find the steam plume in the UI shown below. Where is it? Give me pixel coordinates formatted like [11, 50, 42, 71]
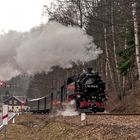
[0, 21, 102, 80]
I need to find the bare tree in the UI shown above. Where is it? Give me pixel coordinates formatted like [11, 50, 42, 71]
[132, 0, 140, 80]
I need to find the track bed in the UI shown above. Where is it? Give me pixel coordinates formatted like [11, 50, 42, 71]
[0, 114, 140, 140]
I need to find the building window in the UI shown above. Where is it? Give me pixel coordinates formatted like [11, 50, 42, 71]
[14, 100, 17, 105]
[9, 100, 12, 105]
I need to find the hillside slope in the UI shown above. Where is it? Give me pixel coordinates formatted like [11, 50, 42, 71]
[107, 86, 140, 114]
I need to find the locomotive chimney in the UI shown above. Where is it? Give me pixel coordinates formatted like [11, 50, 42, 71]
[87, 68, 93, 73]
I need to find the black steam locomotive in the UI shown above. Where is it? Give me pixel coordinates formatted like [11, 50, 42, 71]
[61, 68, 107, 112]
[29, 68, 107, 113]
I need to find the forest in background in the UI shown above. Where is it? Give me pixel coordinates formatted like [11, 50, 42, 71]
[28, 0, 140, 99]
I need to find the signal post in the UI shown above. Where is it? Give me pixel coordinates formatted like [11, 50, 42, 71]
[2, 105, 8, 140]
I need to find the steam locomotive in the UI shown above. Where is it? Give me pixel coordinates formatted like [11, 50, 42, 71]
[29, 68, 107, 113]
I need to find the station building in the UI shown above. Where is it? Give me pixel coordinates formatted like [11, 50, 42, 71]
[3, 96, 29, 112]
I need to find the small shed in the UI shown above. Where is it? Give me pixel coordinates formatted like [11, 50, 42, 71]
[3, 96, 29, 112]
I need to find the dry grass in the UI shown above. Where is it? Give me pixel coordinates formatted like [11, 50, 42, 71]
[0, 114, 140, 140]
[106, 85, 140, 114]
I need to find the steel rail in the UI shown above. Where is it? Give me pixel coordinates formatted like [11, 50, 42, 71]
[85, 113, 140, 116]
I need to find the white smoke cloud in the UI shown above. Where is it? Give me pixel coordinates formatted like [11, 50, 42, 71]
[0, 21, 102, 80]
[57, 100, 79, 116]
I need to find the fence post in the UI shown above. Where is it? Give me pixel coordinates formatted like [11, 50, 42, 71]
[50, 93, 53, 112]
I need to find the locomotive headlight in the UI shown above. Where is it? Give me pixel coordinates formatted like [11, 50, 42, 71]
[77, 95, 81, 98]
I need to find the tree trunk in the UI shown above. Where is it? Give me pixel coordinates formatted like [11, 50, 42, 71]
[104, 26, 113, 90]
[111, 2, 123, 99]
[122, 29, 128, 96]
[132, 1, 140, 80]
[111, 6, 117, 70]
[77, 0, 83, 28]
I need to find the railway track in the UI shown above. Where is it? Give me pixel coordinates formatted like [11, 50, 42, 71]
[85, 113, 140, 115]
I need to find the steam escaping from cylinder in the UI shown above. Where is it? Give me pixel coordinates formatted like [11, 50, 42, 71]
[103, 110, 109, 114]
[57, 100, 79, 116]
[0, 21, 102, 80]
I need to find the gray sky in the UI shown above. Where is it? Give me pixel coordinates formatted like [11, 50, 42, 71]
[0, 0, 53, 32]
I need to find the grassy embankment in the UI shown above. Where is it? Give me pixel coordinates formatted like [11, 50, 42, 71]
[0, 114, 140, 140]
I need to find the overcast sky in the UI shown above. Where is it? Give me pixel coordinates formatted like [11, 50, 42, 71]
[0, 0, 53, 32]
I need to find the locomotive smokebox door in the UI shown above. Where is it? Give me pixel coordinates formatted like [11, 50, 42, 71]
[87, 68, 93, 73]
